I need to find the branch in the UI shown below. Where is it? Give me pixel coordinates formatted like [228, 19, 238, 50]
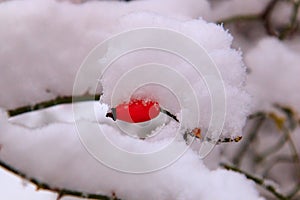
[232, 112, 266, 166]
[255, 130, 289, 163]
[279, 0, 300, 40]
[283, 125, 300, 178]
[0, 159, 118, 200]
[216, 14, 260, 24]
[262, 155, 293, 177]
[221, 163, 289, 200]
[232, 108, 300, 200]
[217, 0, 279, 29]
[255, 110, 300, 171]
[217, 0, 300, 40]
[7, 93, 101, 117]
[261, 0, 280, 37]
[287, 183, 300, 199]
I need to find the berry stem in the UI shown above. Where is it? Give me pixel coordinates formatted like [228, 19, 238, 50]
[160, 108, 179, 122]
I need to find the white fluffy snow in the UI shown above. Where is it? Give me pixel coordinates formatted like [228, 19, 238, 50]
[0, 0, 263, 200]
[100, 12, 251, 137]
[246, 37, 300, 113]
[0, 0, 209, 110]
[0, 0, 250, 138]
[0, 167, 55, 200]
[0, 108, 263, 200]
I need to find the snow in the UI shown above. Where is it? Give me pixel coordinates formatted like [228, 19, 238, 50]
[246, 37, 300, 113]
[0, 0, 250, 139]
[1, 0, 290, 199]
[100, 12, 251, 137]
[0, 108, 263, 200]
[0, 0, 209, 110]
[0, 167, 55, 200]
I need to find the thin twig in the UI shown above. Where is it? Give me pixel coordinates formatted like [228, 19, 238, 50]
[227, 106, 299, 199]
[217, 0, 280, 33]
[274, 103, 298, 131]
[0, 159, 117, 200]
[279, 0, 300, 40]
[233, 113, 266, 166]
[7, 93, 101, 117]
[288, 183, 300, 199]
[217, 0, 300, 39]
[221, 163, 289, 200]
[216, 14, 260, 25]
[256, 112, 300, 172]
[262, 155, 293, 177]
[261, 0, 280, 37]
[255, 132, 289, 163]
[282, 126, 300, 178]
[240, 108, 300, 200]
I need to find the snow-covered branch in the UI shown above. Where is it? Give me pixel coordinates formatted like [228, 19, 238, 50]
[0, 159, 116, 200]
[1, 0, 300, 200]
[221, 163, 289, 200]
[7, 94, 101, 117]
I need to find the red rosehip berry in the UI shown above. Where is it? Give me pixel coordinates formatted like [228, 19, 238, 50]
[106, 99, 161, 123]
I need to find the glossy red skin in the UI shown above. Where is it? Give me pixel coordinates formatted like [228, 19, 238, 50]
[115, 99, 160, 123]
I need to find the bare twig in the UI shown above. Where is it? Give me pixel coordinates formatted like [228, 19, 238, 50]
[255, 110, 300, 178]
[274, 104, 298, 130]
[288, 183, 300, 199]
[232, 113, 266, 166]
[282, 126, 300, 178]
[216, 14, 260, 24]
[217, 0, 280, 34]
[0, 159, 117, 200]
[221, 163, 289, 200]
[217, 0, 300, 40]
[279, 0, 300, 40]
[255, 131, 289, 163]
[262, 155, 293, 177]
[7, 93, 101, 117]
[233, 108, 300, 200]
